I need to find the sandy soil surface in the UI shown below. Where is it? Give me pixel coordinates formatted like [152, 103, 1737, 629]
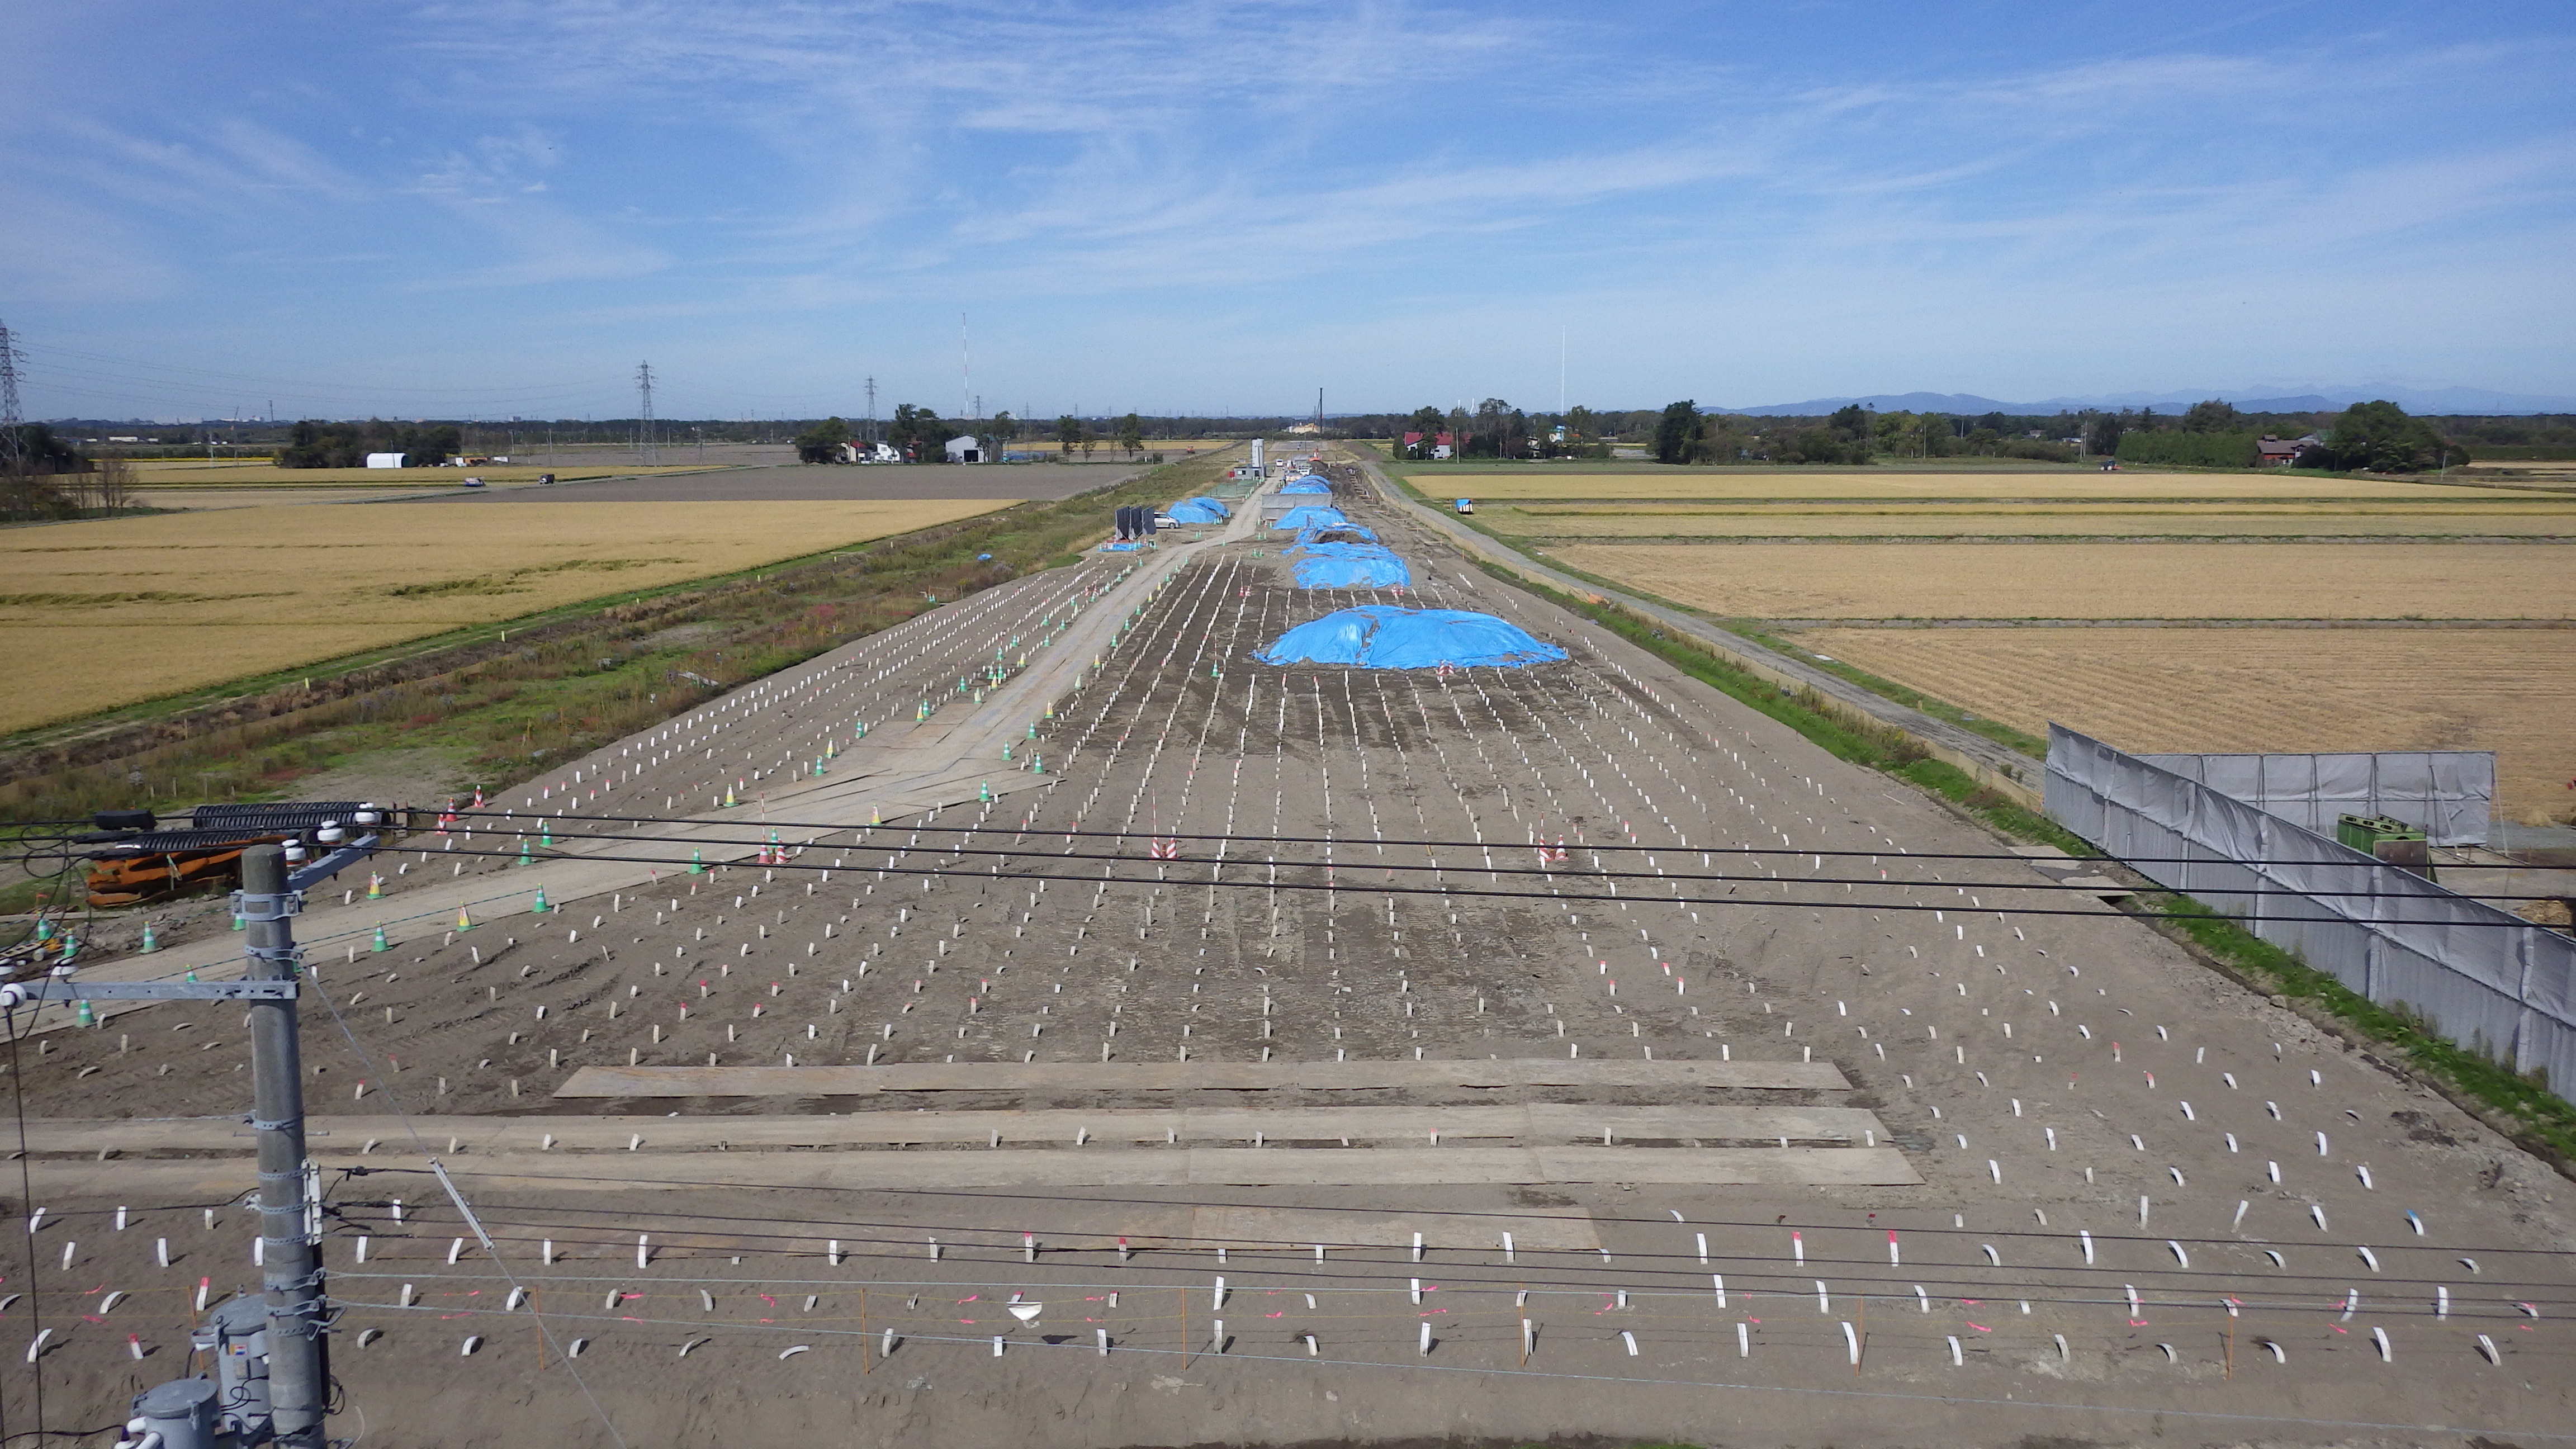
[6, 471, 2570, 1448]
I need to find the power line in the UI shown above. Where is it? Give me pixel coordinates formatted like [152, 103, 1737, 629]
[359, 836, 2563, 930]
[438, 805, 2536, 880]
[332, 1171, 2576, 1271]
[306, 949, 632, 1447]
[427, 815, 2575, 906]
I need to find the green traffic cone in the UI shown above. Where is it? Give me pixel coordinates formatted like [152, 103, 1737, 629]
[532, 885, 551, 913]
[517, 836, 532, 866]
[139, 923, 158, 954]
[979, 782, 992, 802]
[372, 924, 390, 953]
[74, 1001, 93, 1029]
[688, 847, 705, 875]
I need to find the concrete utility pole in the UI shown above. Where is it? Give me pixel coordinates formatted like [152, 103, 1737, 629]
[30, 838, 342, 1447]
[241, 844, 329, 1447]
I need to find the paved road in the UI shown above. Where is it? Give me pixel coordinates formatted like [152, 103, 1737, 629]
[442, 461, 1153, 504]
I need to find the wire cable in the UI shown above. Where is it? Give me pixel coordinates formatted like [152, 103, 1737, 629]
[3, 1006, 48, 1443]
[334, 836, 2562, 930]
[417, 816, 2576, 905]
[305, 979, 631, 1448]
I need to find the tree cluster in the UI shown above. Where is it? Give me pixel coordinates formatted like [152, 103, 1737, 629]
[794, 416, 851, 463]
[274, 419, 462, 468]
[2317, 400, 2463, 473]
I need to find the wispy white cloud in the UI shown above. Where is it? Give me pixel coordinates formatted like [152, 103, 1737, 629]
[4, 0, 2572, 415]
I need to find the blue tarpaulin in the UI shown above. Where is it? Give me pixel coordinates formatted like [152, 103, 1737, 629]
[1256, 607, 1566, 669]
[1273, 505, 1348, 531]
[1291, 549, 1412, 589]
[1166, 498, 1225, 523]
[1279, 477, 1332, 494]
[1290, 526, 1377, 547]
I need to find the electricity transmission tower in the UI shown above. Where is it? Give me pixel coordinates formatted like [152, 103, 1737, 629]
[0, 320, 26, 477]
[634, 361, 659, 465]
[865, 376, 878, 444]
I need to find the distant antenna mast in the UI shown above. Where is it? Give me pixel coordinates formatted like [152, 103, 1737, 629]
[0, 321, 25, 477]
[864, 376, 878, 444]
[634, 361, 658, 464]
[1315, 387, 1324, 433]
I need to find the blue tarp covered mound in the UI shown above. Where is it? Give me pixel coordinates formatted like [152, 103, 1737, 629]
[1290, 525, 1377, 547]
[1279, 477, 1332, 494]
[1256, 606, 1566, 669]
[1166, 496, 1227, 523]
[1291, 549, 1413, 589]
[1273, 504, 1348, 531]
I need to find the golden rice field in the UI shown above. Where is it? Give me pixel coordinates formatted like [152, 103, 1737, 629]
[1791, 626, 2576, 820]
[1426, 469, 2540, 501]
[0, 498, 1014, 734]
[1555, 542, 2576, 619]
[1488, 503, 2576, 539]
[128, 486, 556, 511]
[124, 458, 712, 486]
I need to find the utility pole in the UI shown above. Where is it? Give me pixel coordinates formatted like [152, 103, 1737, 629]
[240, 843, 329, 1447]
[865, 376, 878, 444]
[13, 839, 340, 1446]
[634, 361, 659, 465]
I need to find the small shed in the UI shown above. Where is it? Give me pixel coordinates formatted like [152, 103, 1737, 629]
[944, 435, 985, 464]
[364, 453, 408, 469]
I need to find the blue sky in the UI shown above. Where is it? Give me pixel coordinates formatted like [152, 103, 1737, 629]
[5, 1, 2571, 420]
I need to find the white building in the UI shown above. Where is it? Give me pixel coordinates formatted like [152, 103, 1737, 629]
[944, 435, 985, 463]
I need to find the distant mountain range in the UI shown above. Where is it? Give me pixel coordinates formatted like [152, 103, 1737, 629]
[1721, 386, 2576, 418]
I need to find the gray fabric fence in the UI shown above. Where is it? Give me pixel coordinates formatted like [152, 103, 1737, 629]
[2137, 748, 2493, 846]
[2045, 725, 2575, 1091]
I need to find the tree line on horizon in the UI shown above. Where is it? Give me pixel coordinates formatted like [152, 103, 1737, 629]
[44, 402, 2576, 473]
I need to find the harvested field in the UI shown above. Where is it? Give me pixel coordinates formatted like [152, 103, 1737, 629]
[1487, 502, 2576, 539]
[1793, 624, 2576, 818]
[130, 485, 514, 510]
[121, 458, 713, 486]
[1554, 541, 2576, 618]
[1414, 468, 2542, 501]
[0, 498, 1013, 733]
